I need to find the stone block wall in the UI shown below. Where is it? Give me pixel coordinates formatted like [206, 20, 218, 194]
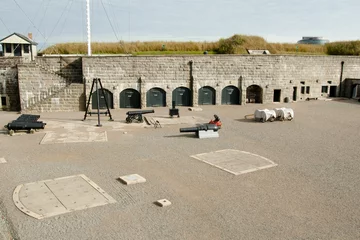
[82, 55, 360, 108]
[35, 56, 83, 83]
[0, 57, 23, 111]
[18, 63, 71, 111]
[24, 83, 85, 113]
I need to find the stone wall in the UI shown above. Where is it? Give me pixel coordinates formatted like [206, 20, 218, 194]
[4, 55, 360, 112]
[35, 56, 83, 83]
[0, 57, 23, 111]
[82, 55, 360, 108]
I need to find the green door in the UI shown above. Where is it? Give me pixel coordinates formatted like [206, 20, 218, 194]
[92, 89, 113, 109]
[198, 87, 215, 105]
[147, 88, 166, 107]
[120, 89, 140, 108]
[221, 86, 240, 105]
[172, 87, 191, 106]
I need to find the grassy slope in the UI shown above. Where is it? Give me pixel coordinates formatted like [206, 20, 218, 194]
[40, 35, 359, 56]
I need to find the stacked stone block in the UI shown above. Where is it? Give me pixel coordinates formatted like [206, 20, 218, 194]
[0, 57, 23, 111]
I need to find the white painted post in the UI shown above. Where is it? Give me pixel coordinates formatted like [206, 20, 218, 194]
[86, 0, 91, 56]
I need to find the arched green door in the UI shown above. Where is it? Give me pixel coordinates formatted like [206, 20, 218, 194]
[120, 89, 140, 108]
[92, 89, 113, 109]
[147, 88, 166, 107]
[221, 86, 240, 105]
[198, 86, 215, 105]
[172, 87, 191, 106]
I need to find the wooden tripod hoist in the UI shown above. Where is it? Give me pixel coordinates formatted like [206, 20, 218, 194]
[83, 78, 113, 126]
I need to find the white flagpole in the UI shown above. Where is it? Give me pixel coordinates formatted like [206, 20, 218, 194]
[86, 0, 92, 56]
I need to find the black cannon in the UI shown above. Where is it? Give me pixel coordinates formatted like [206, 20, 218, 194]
[4, 114, 46, 136]
[5, 121, 46, 131]
[126, 110, 155, 123]
[180, 124, 219, 138]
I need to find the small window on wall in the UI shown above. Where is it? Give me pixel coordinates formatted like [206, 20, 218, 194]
[24, 45, 30, 53]
[301, 86, 305, 94]
[5, 44, 11, 53]
[306, 86, 310, 94]
[321, 86, 328, 93]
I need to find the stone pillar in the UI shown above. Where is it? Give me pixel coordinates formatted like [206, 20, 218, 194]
[139, 77, 146, 109]
[240, 76, 247, 105]
[189, 60, 198, 107]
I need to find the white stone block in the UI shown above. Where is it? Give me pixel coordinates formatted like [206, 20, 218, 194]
[0, 158, 6, 163]
[119, 174, 146, 185]
[156, 199, 171, 207]
[198, 130, 219, 139]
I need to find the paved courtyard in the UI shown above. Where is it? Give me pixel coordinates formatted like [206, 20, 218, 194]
[0, 99, 360, 240]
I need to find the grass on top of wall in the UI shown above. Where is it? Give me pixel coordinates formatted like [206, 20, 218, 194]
[40, 34, 358, 56]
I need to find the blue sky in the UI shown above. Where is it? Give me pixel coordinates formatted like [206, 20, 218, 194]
[1, 0, 359, 51]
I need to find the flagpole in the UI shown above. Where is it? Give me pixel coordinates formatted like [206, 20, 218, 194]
[86, 0, 91, 56]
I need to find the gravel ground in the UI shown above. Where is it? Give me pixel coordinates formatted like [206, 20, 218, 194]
[0, 99, 360, 240]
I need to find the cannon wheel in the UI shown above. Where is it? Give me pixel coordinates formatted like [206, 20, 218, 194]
[125, 117, 132, 123]
[8, 130, 14, 136]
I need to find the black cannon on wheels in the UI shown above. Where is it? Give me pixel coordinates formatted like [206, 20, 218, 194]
[180, 124, 219, 138]
[126, 110, 155, 123]
[4, 114, 46, 136]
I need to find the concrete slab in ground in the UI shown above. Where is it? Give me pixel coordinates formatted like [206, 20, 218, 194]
[119, 174, 146, 185]
[13, 174, 116, 219]
[191, 149, 277, 175]
[155, 199, 171, 207]
[40, 131, 107, 144]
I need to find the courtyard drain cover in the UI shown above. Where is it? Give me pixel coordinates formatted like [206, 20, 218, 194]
[13, 174, 116, 219]
[191, 149, 277, 175]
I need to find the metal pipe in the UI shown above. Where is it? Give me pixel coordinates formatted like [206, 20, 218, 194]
[86, 0, 92, 56]
[95, 78, 102, 127]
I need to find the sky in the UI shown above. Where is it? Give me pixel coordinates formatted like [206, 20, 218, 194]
[1, 0, 360, 51]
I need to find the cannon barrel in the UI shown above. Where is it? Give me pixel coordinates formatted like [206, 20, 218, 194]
[126, 110, 154, 115]
[180, 124, 219, 133]
[6, 121, 46, 130]
[180, 127, 198, 133]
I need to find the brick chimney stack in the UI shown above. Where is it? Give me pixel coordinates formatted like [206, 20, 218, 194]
[28, 33, 33, 40]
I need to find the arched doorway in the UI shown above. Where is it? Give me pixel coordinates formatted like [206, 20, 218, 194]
[246, 85, 263, 103]
[172, 87, 191, 106]
[120, 88, 140, 108]
[198, 86, 215, 105]
[221, 85, 240, 105]
[147, 88, 166, 107]
[92, 89, 113, 109]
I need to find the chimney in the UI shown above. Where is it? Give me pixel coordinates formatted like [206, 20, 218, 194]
[28, 33, 33, 40]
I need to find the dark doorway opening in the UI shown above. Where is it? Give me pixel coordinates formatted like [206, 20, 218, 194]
[221, 86, 240, 105]
[246, 85, 263, 103]
[273, 89, 281, 102]
[1, 96, 6, 107]
[293, 87, 297, 101]
[329, 86, 337, 97]
[120, 89, 140, 108]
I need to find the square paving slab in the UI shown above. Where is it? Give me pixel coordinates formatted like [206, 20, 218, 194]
[119, 174, 146, 185]
[40, 131, 107, 144]
[13, 174, 116, 219]
[191, 149, 277, 175]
